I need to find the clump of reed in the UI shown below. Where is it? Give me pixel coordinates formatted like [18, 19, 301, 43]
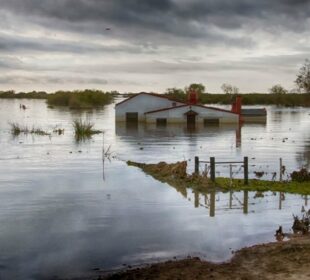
[9, 123, 50, 136]
[47, 89, 115, 109]
[73, 119, 102, 141]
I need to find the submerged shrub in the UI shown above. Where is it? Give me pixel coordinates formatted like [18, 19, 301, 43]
[47, 89, 114, 108]
[291, 169, 310, 182]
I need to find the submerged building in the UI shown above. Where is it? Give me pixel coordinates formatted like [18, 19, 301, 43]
[115, 91, 266, 126]
[115, 92, 240, 126]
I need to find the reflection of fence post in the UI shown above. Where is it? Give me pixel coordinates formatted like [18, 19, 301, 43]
[229, 191, 233, 209]
[279, 158, 283, 182]
[195, 156, 199, 175]
[243, 190, 248, 214]
[229, 164, 233, 187]
[244, 157, 248, 185]
[210, 157, 215, 182]
[210, 191, 215, 217]
[194, 191, 199, 208]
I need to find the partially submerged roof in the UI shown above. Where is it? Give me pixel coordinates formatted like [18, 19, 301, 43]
[115, 92, 186, 106]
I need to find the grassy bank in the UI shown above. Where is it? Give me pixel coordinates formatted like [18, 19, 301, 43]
[164, 92, 310, 107]
[127, 161, 310, 195]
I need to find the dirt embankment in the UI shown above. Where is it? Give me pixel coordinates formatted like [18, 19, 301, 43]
[103, 237, 310, 280]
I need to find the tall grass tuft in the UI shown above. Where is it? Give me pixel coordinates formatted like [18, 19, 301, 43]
[10, 123, 26, 135]
[73, 119, 102, 141]
[9, 123, 50, 136]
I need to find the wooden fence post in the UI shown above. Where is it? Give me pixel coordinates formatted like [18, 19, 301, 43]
[244, 156, 248, 185]
[195, 156, 199, 175]
[210, 157, 215, 182]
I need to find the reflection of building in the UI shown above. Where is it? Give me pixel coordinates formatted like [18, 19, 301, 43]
[115, 92, 239, 126]
[115, 122, 242, 147]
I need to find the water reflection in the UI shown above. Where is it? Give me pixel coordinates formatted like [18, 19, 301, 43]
[116, 122, 244, 148]
[169, 184, 310, 218]
[1, 100, 310, 279]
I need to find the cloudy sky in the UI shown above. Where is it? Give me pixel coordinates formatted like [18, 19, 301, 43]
[0, 0, 309, 93]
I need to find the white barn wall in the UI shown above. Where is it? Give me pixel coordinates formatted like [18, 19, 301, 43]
[145, 105, 239, 124]
[115, 94, 184, 122]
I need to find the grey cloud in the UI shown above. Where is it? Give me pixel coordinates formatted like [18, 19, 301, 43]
[0, 33, 156, 55]
[1, 0, 310, 38]
[0, 75, 108, 85]
[61, 53, 308, 75]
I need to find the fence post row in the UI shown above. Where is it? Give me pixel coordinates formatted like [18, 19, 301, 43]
[194, 156, 249, 185]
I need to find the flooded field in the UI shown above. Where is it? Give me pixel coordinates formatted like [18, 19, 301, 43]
[0, 99, 309, 279]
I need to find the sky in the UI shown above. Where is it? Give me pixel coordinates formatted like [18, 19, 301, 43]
[0, 0, 310, 93]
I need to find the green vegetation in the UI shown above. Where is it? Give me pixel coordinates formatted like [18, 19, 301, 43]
[46, 90, 115, 109]
[0, 90, 47, 99]
[0, 89, 116, 109]
[9, 123, 50, 136]
[164, 88, 310, 107]
[127, 161, 310, 195]
[269, 84, 288, 95]
[221, 83, 239, 94]
[73, 119, 102, 141]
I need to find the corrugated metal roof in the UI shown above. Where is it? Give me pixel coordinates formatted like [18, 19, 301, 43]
[241, 109, 266, 116]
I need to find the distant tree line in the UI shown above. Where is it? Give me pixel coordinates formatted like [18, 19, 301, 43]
[1, 59, 309, 107]
[0, 89, 117, 109]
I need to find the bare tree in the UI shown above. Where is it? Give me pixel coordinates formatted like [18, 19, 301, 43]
[221, 83, 239, 94]
[295, 59, 310, 93]
[269, 84, 288, 95]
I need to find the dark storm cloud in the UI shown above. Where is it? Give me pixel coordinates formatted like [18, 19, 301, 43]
[1, 0, 310, 38]
[1, 0, 309, 91]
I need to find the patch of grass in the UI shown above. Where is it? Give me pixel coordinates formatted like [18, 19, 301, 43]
[127, 161, 310, 195]
[214, 177, 310, 195]
[73, 119, 102, 141]
[47, 89, 115, 109]
[9, 123, 50, 136]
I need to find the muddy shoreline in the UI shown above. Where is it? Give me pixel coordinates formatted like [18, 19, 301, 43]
[100, 236, 310, 280]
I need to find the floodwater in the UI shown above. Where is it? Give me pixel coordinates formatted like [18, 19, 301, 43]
[0, 99, 309, 279]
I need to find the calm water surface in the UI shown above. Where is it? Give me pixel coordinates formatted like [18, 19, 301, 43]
[0, 99, 309, 279]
